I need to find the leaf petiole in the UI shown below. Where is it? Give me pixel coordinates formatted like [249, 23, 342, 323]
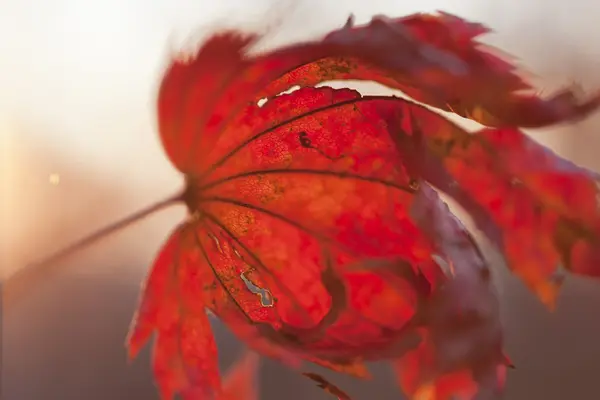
[3, 191, 184, 303]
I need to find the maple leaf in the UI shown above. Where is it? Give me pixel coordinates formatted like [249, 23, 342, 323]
[132, 79, 452, 396]
[22, 11, 600, 400]
[136, 10, 600, 394]
[154, 11, 600, 310]
[128, 15, 485, 397]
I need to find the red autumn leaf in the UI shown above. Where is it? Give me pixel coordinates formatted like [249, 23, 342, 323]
[154, 10, 600, 310]
[128, 225, 221, 399]
[131, 81, 452, 397]
[128, 11, 600, 399]
[394, 184, 508, 399]
[22, 10, 600, 400]
[159, 13, 597, 175]
[257, 12, 600, 129]
[389, 103, 600, 307]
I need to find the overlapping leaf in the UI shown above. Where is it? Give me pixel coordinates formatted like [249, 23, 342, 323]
[389, 103, 600, 306]
[394, 184, 507, 399]
[159, 12, 597, 174]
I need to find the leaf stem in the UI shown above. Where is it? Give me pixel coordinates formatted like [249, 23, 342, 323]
[3, 191, 184, 305]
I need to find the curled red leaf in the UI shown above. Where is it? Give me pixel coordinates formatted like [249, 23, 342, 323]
[122, 10, 600, 400]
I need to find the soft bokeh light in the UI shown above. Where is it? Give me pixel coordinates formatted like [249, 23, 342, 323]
[3, 1, 600, 399]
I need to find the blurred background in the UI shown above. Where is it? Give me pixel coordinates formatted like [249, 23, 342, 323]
[2, 0, 600, 399]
